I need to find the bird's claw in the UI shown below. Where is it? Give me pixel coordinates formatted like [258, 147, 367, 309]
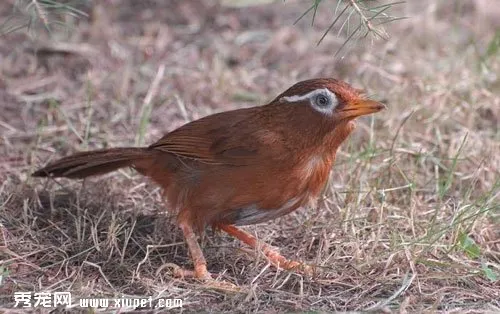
[277, 260, 317, 276]
[158, 263, 241, 292]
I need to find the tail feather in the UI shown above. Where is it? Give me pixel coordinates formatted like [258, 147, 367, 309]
[32, 147, 153, 179]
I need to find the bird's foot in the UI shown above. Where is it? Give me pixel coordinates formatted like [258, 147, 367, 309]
[219, 224, 317, 276]
[171, 263, 213, 280]
[159, 263, 241, 292]
[266, 251, 316, 276]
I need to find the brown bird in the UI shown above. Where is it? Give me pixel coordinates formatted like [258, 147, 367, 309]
[33, 78, 385, 282]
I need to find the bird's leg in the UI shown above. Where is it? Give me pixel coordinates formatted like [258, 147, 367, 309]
[176, 221, 211, 280]
[167, 221, 240, 291]
[219, 224, 313, 275]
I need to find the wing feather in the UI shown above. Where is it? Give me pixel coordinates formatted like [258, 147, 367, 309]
[149, 107, 265, 165]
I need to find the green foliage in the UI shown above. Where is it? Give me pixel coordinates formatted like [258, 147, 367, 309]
[477, 30, 500, 72]
[456, 232, 499, 282]
[0, 265, 9, 287]
[481, 262, 498, 282]
[438, 134, 468, 200]
[457, 232, 480, 259]
[485, 30, 500, 58]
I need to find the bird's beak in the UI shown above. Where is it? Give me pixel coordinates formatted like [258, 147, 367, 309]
[339, 98, 386, 119]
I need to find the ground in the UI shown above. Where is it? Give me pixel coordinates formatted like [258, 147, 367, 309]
[0, 0, 499, 313]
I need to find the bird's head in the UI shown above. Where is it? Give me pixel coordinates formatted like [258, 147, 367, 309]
[273, 78, 385, 123]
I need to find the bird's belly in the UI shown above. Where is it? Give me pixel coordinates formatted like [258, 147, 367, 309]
[212, 155, 332, 226]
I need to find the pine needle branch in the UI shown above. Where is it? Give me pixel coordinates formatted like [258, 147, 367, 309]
[1, 0, 88, 36]
[296, 0, 405, 55]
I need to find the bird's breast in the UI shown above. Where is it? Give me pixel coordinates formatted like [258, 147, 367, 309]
[295, 154, 333, 205]
[300, 155, 327, 180]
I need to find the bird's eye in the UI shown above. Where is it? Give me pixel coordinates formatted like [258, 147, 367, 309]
[315, 94, 330, 107]
[280, 88, 338, 115]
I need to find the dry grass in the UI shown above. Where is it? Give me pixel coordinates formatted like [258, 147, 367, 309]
[1, 0, 499, 312]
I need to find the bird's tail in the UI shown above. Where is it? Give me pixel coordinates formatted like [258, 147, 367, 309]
[32, 147, 154, 179]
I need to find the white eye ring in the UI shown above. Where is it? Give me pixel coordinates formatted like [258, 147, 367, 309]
[280, 88, 338, 115]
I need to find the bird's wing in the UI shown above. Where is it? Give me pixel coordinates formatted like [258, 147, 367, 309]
[149, 107, 268, 166]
